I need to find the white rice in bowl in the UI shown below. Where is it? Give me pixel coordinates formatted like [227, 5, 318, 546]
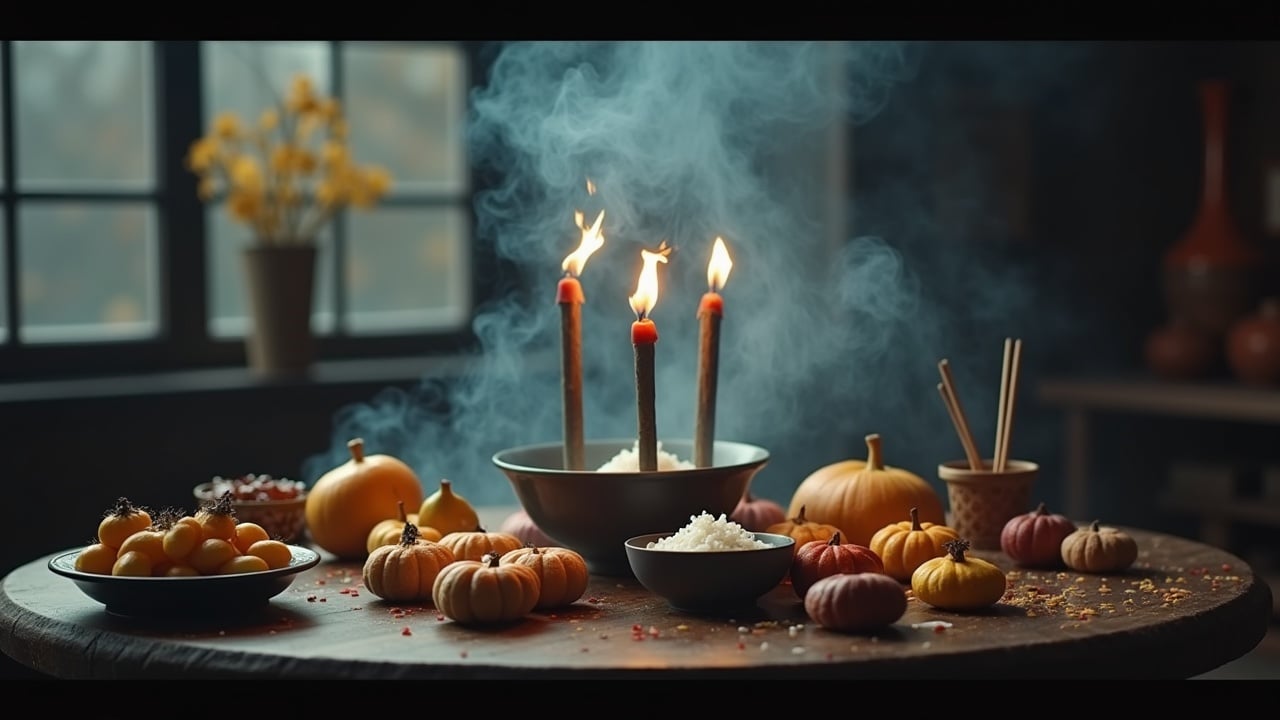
[646, 511, 769, 551]
[597, 441, 695, 472]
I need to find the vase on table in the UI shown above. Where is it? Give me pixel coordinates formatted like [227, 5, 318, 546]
[242, 243, 317, 378]
[1163, 80, 1263, 338]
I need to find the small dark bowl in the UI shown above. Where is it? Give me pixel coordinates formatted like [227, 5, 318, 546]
[493, 438, 770, 576]
[625, 531, 795, 613]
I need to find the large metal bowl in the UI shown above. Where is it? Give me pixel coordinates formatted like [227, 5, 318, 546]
[492, 439, 770, 576]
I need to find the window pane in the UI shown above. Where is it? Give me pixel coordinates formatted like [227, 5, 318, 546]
[346, 206, 470, 333]
[207, 204, 335, 337]
[346, 43, 467, 195]
[202, 41, 330, 129]
[14, 41, 153, 190]
[19, 202, 157, 342]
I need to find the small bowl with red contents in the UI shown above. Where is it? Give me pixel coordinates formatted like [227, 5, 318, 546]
[193, 474, 308, 543]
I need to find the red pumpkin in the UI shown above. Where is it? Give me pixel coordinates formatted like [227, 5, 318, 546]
[790, 532, 884, 600]
[1000, 502, 1077, 569]
[730, 492, 787, 532]
[804, 571, 907, 633]
[499, 509, 560, 548]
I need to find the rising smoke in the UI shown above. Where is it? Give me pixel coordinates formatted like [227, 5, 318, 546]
[302, 41, 1094, 506]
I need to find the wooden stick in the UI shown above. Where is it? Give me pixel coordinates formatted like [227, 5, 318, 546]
[937, 382, 981, 470]
[997, 338, 1024, 473]
[559, 289, 585, 471]
[993, 337, 1013, 473]
[937, 359, 982, 470]
[693, 297, 722, 468]
[634, 339, 658, 472]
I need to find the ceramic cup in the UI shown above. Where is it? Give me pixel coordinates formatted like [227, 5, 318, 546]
[938, 459, 1038, 551]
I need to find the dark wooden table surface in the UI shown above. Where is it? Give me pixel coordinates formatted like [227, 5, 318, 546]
[0, 508, 1271, 679]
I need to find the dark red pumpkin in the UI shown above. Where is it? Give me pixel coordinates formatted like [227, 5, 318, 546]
[1000, 501, 1076, 568]
[790, 532, 884, 600]
[730, 492, 787, 532]
[804, 571, 907, 633]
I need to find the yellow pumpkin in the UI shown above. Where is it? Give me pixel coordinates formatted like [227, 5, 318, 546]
[500, 544, 590, 610]
[439, 527, 523, 563]
[764, 506, 843, 556]
[869, 506, 960, 582]
[788, 433, 945, 547]
[432, 552, 542, 625]
[367, 500, 442, 554]
[305, 437, 425, 560]
[910, 538, 1007, 611]
[362, 523, 456, 603]
[417, 478, 480, 537]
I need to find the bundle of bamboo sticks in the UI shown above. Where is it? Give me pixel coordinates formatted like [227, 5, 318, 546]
[937, 337, 1023, 472]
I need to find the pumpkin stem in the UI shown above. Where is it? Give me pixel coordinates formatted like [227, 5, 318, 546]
[793, 505, 808, 524]
[347, 437, 365, 463]
[865, 433, 884, 471]
[944, 538, 971, 562]
[828, 532, 841, 546]
[483, 551, 501, 567]
[1034, 502, 1048, 516]
[398, 521, 420, 546]
[1089, 519, 1101, 532]
[396, 500, 407, 524]
[106, 496, 139, 519]
[440, 479, 455, 497]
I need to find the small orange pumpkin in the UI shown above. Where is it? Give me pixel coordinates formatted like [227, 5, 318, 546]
[432, 551, 542, 625]
[500, 544, 589, 610]
[787, 433, 945, 547]
[367, 500, 442, 554]
[439, 527, 523, 562]
[362, 523, 456, 603]
[765, 506, 843, 556]
[869, 506, 960, 582]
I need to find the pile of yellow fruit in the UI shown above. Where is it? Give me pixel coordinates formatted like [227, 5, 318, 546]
[75, 495, 293, 577]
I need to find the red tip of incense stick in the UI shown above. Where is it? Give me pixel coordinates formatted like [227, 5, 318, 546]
[556, 277, 585, 305]
[697, 291, 723, 317]
[631, 319, 658, 344]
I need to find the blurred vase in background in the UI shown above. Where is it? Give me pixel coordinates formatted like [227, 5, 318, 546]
[1144, 316, 1218, 381]
[1162, 80, 1263, 340]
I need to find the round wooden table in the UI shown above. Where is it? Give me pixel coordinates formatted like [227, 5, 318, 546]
[0, 517, 1271, 679]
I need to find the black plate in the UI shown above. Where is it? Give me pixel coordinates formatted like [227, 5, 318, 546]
[48, 545, 320, 617]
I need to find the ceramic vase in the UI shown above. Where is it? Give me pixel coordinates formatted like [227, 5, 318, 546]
[1162, 80, 1262, 337]
[242, 243, 317, 378]
[1144, 317, 1218, 381]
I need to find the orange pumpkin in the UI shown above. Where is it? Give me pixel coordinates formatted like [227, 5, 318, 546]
[764, 506, 843, 556]
[362, 523, 456, 603]
[367, 500, 442, 554]
[787, 433, 945, 547]
[439, 527, 523, 563]
[305, 437, 425, 560]
[869, 506, 959, 582]
[432, 552, 542, 625]
[500, 544, 589, 610]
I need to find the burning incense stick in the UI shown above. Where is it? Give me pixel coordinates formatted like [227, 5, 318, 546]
[630, 243, 671, 472]
[694, 237, 733, 468]
[937, 358, 982, 469]
[996, 338, 1024, 473]
[557, 208, 605, 471]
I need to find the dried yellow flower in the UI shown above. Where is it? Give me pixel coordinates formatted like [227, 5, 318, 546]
[188, 72, 392, 244]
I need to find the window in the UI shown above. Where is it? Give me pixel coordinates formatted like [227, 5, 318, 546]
[0, 40, 479, 380]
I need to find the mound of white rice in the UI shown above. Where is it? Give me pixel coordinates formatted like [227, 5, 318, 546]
[597, 441, 694, 472]
[646, 511, 769, 551]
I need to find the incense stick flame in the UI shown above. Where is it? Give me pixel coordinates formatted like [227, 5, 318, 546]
[707, 236, 733, 292]
[562, 209, 605, 277]
[629, 242, 672, 320]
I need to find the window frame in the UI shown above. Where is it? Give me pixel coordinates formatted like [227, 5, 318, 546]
[0, 40, 496, 381]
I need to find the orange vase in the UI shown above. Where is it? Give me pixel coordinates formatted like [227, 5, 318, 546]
[1163, 80, 1262, 337]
